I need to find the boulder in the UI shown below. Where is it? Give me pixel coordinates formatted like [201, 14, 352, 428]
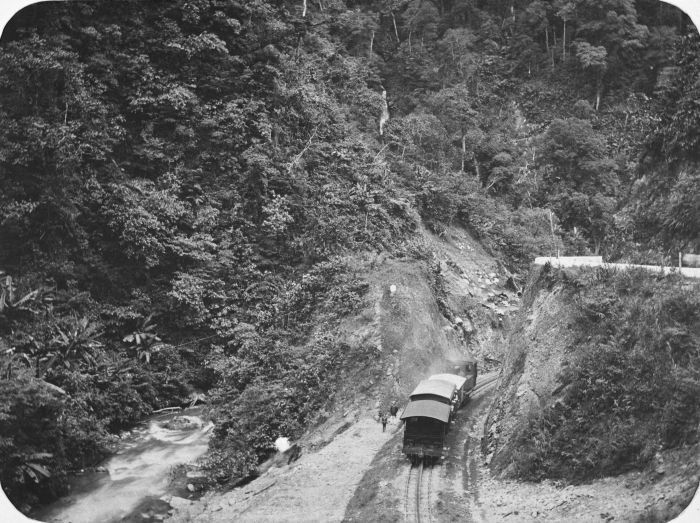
[163, 416, 203, 430]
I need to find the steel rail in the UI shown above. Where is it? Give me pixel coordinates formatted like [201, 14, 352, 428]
[415, 459, 423, 523]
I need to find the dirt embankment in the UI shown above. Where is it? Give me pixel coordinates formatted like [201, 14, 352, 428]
[164, 225, 517, 522]
[482, 264, 700, 521]
[483, 264, 576, 474]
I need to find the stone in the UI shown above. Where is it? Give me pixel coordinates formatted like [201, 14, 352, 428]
[187, 483, 196, 492]
[166, 496, 193, 510]
[163, 416, 203, 431]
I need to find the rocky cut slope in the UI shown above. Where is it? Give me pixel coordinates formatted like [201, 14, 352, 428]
[483, 262, 700, 518]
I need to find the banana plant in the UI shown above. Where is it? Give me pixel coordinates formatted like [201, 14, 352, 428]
[0, 273, 39, 314]
[44, 317, 103, 374]
[17, 452, 54, 485]
[122, 313, 166, 364]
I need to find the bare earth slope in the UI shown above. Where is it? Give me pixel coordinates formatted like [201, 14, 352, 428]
[165, 417, 401, 522]
[165, 225, 514, 522]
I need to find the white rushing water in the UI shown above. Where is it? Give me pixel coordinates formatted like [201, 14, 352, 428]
[34, 410, 213, 523]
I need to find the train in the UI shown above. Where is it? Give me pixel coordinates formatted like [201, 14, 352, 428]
[399, 357, 478, 462]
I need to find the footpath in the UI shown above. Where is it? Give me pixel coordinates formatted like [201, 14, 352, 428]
[165, 415, 399, 522]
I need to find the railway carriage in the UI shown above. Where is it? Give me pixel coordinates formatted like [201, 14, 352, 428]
[428, 374, 469, 408]
[400, 399, 451, 461]
[409, 379, 458, 413]
[400, 356, 479, 460]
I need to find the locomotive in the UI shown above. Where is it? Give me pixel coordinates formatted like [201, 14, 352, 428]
[399, 357, 477, 461]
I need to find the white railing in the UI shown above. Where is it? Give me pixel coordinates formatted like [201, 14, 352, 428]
[533, 256, 700, 279]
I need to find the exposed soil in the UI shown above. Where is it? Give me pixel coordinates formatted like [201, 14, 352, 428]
[469, 401, 700, 523]
[165, 415, 402, 522]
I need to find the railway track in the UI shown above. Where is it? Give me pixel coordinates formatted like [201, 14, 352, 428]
[471, 373, 498, 396]
[404, 374, 498, 522]
[405, 459, 434, 523]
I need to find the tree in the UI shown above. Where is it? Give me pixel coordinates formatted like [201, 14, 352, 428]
[539, 117, 618, 251]
[652, 32, 700, 163]
[575, 41, 607, 110]
[570, 0, 649, 102]
[519, 1, 553, 54]
[401, 0, 440, 52]
[334, 9, 380, 57]
[427, 85, 477, 172]
[555, 0, 576, 61]
[435, 28, 477, 83]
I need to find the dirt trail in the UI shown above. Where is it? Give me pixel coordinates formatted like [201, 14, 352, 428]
[166, 416, 402, 522]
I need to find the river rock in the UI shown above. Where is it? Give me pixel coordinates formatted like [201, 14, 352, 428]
[163, 416, 203, 430]
[162, 495, 192, 509]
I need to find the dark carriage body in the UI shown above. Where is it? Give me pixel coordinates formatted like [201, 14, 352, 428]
[400, 399, 451, 459]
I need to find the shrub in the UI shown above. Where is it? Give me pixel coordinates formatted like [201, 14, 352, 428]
[0, 364, 109, 511]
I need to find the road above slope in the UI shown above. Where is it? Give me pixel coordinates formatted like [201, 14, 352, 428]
[534, 256, 700, 279]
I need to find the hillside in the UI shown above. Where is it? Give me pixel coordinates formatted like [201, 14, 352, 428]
[483, 263, 700, 518]
[1, 0, 699, 518]
[165, 223, 514, 522]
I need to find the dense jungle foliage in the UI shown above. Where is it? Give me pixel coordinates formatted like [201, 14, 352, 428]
[0, 0, 698, 512]
[511, 266, 700, 481]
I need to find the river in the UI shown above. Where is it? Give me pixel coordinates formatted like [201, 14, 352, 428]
[33, 408, 213, 523]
